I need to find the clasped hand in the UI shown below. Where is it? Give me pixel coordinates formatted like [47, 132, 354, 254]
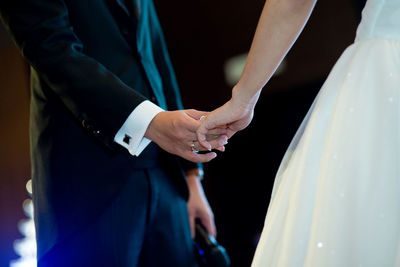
[145, 109, 228, 163]
[145, 96, 255, 163]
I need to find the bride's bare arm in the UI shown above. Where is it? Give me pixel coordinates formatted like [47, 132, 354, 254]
[197, 0, 317, 149]
[234, 0, 317, 103]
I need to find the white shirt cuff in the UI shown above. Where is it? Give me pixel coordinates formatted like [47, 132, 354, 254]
[114, 100, 164, 156]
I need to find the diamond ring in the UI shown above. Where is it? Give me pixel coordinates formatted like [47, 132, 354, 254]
[191, 142, 198, 153]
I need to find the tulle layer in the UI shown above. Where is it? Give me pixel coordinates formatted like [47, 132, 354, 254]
[252, 38, 400, 267]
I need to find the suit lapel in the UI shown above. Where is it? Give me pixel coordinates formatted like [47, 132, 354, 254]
[135, 0, 141, 19]
[114, 0, 141, 19]
[107, 0, 139, 36]
[114, 0, 131, 17]
[111, 0, 169, 109]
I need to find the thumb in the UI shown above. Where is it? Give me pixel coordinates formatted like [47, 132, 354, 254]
[199, 213, 217, 238]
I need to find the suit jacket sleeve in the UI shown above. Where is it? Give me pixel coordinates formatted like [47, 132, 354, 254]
[0, 0, 146, 148]
[147, 0, 203, 172]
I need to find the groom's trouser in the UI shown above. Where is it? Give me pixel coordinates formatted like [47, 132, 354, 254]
[38, 164, 198, 267]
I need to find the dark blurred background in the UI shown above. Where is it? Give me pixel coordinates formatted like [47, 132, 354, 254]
[0, 0, 365, 266]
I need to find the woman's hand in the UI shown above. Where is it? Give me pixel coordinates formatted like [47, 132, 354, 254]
[196, 88, 259, 150]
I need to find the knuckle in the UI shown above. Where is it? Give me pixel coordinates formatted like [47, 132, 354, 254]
[175, 131, 184, 140]
[171, 118, 181, 129]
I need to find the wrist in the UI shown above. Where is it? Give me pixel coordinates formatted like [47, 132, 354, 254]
[185, 168, 204, 181]
[232, 83, 251, 102]
[232, 84, 259, 110]
[144, 111, 166, 142]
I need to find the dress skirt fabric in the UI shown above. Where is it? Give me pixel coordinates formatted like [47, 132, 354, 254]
[251, 0, 400, 266]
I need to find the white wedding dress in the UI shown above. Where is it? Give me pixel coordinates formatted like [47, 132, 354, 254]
[251, 0, 400, 266]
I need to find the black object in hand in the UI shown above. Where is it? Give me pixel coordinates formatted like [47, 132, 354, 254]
[194, 221, 231, 267]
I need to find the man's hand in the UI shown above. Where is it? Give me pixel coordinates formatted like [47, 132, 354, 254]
[186, 171, 216, 238]
[145, 109, 228, 163]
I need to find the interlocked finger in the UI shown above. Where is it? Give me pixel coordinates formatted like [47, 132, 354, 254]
[189, 136, 228, 153]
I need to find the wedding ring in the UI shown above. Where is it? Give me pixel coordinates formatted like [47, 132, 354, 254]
[199, 115, 207, 122]
[191, 142, 198, 152]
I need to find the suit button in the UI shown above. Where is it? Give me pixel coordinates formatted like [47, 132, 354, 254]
[93, 130, 100, 137]
[151, 96, 156, 102]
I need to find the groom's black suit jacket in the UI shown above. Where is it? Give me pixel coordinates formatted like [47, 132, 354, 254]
[0, 0, 199, 258]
